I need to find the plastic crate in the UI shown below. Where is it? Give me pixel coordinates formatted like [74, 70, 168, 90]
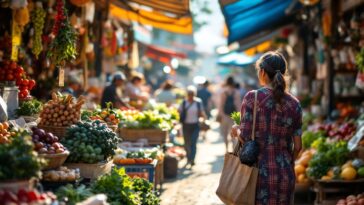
[116, 160, 158, 184]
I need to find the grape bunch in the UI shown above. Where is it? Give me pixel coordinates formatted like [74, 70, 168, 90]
[31, 6, 46, 59]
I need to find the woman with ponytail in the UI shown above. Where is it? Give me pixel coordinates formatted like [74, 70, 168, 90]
[231, 51, 302, 205]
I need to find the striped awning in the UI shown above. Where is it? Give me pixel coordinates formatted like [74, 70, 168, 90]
[110, 1, 193, 34]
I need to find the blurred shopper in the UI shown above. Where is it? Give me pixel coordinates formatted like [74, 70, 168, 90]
[101, 72, 129, 108]
[197, 80, 212, 118]
[179, 86, 206, 168]
[231, 51, 302, 204]
[217, 76, 241, 153]
[125, 73, 149, 102]
[155, 80, 176, 106]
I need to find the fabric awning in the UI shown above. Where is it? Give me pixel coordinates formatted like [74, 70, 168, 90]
[145, 44, 187, 65]
[217, 52, 261, 67]
[127, 0, 190, 16]
[110, 1, 193, 34]
[219, 0, 297, 44]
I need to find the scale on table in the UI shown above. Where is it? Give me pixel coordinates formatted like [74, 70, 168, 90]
[0, 81, 18, 120]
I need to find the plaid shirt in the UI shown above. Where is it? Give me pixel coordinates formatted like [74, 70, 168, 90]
[239, 88, 302, 205]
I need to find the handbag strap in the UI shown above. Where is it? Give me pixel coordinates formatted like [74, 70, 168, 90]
[233, 90, 258, 155]
[251, 91, 258, 140]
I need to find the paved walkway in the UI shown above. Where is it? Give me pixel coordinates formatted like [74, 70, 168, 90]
[160, 127, 225, 205]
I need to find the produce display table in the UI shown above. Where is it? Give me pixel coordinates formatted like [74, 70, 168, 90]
[312, 179, 364, 205]
[118, 128, 169, 145]
[116, 159, 158, 186]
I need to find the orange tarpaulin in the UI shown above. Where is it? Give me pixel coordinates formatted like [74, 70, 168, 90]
[244, 41, 272, 56]
[109, 4, 193, 34]
[127, 0, 190, 16]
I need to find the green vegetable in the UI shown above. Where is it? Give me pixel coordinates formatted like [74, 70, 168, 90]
[47, 0, 78, 66]
[91, 168, 141, 205]
[307, 140, 350, 179]
[132, 178, 160, 205]
[62, 121, 119, 163]
[302, 131, 325, 149]
[0, 130, 46, 180]
[358, 167, 364, 177]
[56, 184, 93, 205]
[16, 99, 42, 116]
[230, 112, 241, 125]
[356, 47, 364, 72]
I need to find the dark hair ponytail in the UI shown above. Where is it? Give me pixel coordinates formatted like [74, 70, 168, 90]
[256, 51, 288, 103]
[272, 71, 286, 103]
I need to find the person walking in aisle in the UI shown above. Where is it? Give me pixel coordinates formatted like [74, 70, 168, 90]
[197, 80, 212, 119]
[217, 76, 241, 153]
[179, 86, 206, 168]
[231, 51, 302, 205]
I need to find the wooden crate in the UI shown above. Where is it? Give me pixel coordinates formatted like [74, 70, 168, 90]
[65, 160, 113, 180]
[118, 128, 169, 145]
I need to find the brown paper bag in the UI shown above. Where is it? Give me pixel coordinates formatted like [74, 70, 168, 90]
[216, 151, 258, 205]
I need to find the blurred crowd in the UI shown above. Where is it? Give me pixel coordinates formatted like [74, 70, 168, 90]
[61, 70, 256, 153]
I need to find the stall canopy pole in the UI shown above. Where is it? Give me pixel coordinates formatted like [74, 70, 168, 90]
[82, 7, 88, 89]
[327, 0, 339, 116]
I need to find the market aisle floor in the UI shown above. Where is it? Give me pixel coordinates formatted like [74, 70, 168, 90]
[160, 126, 225, 205]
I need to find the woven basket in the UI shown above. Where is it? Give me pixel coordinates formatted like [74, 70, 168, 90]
[65, 160, 113, 180]
[118, 128, 169, 145]
[37, 125, 69, 140]
[39, 151, 70, 170]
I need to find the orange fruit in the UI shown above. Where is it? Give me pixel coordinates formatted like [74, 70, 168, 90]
[2, 122, 8, 129]
[109, 114, 116, 120]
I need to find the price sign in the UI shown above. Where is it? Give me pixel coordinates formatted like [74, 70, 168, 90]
[59, 67, 65, 87]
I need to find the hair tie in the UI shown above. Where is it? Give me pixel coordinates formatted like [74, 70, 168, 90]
[275, 70, 281, 74]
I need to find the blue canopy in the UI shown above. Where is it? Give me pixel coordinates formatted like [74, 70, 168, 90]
[217, 52, 261, 67]
[220, 0, 296, 44]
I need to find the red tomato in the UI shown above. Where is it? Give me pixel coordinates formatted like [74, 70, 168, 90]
[15, 72, 22, 79]
[9, 61, 17, 70]
[15, 66, 24, 74]
[16, 79, 21, 86]
[22, 79, 29, 86]
[6, 74, 14, 81]
[19, 89, 29, 99]
[28, 80, 36, 89]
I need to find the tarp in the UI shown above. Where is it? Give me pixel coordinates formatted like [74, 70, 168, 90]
[127, 0, 190, 16]
[109, 3, 193, 34]
[219, 0, 296, 44]
[217, 52, 261, 67]
[145, 44, 187, 65]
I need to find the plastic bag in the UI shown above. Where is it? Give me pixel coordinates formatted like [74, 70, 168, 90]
[348, 123, 364, 151]
[0, 96, 8, 122]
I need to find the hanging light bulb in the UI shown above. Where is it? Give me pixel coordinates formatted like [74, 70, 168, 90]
[299, 0, 320, 6]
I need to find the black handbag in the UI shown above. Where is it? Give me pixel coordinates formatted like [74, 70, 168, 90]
[239, 91, 259, 166]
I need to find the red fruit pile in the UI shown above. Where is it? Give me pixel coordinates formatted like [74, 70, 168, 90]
[31, 127, 66, 154]
[0, 60, 36, 99]
[317, 122, 357, 141]
[0, 189, 56, 204]
[337, 193, 364, 205]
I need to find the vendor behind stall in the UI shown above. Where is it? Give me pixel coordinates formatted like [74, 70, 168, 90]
[62, 76, 82, 97]
[125, 73, 149, 102]
[101, 72, 129, 109]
